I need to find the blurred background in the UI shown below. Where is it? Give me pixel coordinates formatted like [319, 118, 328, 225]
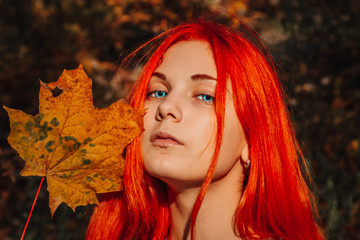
[0, 0, 359, 239]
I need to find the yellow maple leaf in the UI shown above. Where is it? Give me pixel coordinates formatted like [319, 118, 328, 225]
[4, 65, 143, 216]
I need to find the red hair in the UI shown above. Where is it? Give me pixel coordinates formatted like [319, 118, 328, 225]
[86, 20, 324, 240]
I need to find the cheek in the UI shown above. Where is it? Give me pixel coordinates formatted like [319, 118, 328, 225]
[141, 104, 156, 160]
[188, 109, 217, 152]
[212, 107, 246, 178]
[142, 101, 159, 139]
[143, 101, 155, 126]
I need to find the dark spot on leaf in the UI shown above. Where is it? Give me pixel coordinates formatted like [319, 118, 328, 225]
[127, 109, 131, 114]
[101, 177, 105, 181]
[89, 143, 95, 147]
[83, 137, 92, 145]
[63, 136, 82, 151]
[25, 121, 34, 133]
[34, 113, 45, 127]
[40, 154, 45, 159]
[47, 127, 53, 131]
[51, 118, 60, 127]
[64, 136, 76, 141]
[93, 174, 98, 177]
[82, 159, 91, 165]
[45, 140, 55, 152]
[73, 142, 81, 150]
[34, 113, 48, 134]
[86, 176, 93, 182]
[39, 129, 48, 141]
[34, 116, 49, 141]
[80, 149, 87, 153]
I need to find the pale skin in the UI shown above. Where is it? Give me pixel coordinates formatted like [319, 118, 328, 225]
[141, 41, 249, 239]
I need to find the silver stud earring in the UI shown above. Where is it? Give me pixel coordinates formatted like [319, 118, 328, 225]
[244, 159, 251, 168]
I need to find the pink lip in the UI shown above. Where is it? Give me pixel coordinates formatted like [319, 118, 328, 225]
[150, 131, 184, 147]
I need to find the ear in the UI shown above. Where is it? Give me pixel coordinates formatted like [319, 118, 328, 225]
[240, 141, 249, 164]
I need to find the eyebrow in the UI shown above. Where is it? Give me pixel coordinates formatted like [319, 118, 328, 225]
[191, 74, 217, 81]
[152, 71, 217, 81]
[152, 72, 166, 80]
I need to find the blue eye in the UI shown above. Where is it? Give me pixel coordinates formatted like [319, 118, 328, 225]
[154, 90, 167, 98]
[196, 94, 214, 103]
[148, 90, 167, 98]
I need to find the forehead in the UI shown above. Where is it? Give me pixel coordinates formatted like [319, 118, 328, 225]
[155, 40, 217, 78]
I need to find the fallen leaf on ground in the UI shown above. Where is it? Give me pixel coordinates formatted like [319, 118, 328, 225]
[4, 65, 143, 216]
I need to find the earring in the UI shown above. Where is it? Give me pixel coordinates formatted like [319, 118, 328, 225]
[243, 159, 251, 168]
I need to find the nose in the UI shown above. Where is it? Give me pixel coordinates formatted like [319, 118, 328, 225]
[155, 94, 182, 122]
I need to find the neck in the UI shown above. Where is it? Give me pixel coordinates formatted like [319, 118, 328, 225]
[167, 161, 244, 240]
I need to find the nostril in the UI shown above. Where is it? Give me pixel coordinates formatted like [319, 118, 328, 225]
[167, 113, 176, 119]
[156, 99, 182, 122]
[155, 109, 164, 121]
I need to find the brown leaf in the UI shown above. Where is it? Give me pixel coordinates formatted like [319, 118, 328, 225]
[4, 65, 143, 216]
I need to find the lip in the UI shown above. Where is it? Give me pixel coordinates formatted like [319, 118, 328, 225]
[150, 131, 184, 147]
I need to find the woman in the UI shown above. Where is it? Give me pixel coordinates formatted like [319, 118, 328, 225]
[86, 20, 325, 240]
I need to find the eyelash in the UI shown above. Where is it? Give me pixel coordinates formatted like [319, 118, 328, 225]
[146, 90, 215, 103]
[195, 94, 215, 103]
[146, 90, 168, 98]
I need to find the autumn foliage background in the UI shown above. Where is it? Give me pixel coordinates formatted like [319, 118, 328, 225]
[0, 0, 359, 239]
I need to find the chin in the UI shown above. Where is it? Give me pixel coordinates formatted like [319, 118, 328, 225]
[144, 161, 207, 190]
[144, 157, 180, 180]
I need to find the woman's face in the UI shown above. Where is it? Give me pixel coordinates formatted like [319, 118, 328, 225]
[141, 40, 248, 190]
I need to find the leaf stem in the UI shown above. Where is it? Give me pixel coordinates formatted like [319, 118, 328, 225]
[20, 177, 45, 240]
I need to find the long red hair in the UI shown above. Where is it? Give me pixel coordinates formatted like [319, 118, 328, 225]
[86, 20, 325, 240]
